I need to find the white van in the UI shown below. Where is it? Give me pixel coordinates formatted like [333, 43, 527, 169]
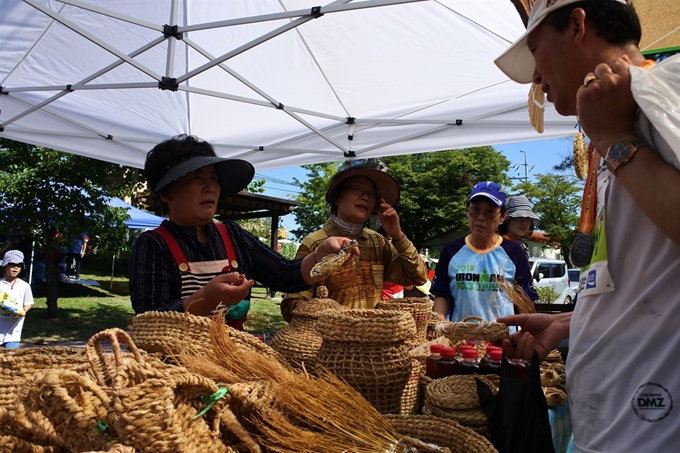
[528, 258, 573, 304]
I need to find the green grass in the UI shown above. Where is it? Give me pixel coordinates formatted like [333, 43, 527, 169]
[21, 272, 285, 345]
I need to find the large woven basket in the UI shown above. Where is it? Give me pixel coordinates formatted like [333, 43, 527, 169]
[376, 297, 433, 347]
[386, 414, 498, 453]
[315, 309, 416, 414]
[270, 287, 346, 372]
[128, 310, 291, 370]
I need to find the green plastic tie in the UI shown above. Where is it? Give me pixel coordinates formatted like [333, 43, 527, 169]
[193, 386, 229, 420]
[96, 419, 112, 441]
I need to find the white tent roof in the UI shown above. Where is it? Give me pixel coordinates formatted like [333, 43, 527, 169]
[0, 0, 576, 170]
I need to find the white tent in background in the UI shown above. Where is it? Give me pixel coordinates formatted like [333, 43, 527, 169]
[0, 0, 577, 170]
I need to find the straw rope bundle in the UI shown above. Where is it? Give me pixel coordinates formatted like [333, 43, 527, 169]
[385, 414, 498, 453]
[376, 297, 433, 347]
[128, 310, 291, 370]
[435, 317, 509, 343]
[497, 279, 536, 314]
[315, 309, 416, 414]
[270, 286, 346, 372]
[83, 445, 136, 453]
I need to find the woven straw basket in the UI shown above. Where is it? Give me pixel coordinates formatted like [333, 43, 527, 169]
[315, 308, 416, 414]
[423, 374, 499, 438]
[386, 414, 498, 453]
[376, 297, 433, 347]
[435, 316, 509, 343]
[270, 287, 346, 372]
[128, 310, 291, 369]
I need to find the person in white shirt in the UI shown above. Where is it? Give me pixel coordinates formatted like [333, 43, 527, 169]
[0, 250, 34, 348]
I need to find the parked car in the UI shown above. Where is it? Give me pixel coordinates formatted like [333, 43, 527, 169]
[528, 258, 573, 304]
[568, 268, 581, 301]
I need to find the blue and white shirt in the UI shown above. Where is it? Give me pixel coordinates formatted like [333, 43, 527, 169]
[431, 235, 537, 323]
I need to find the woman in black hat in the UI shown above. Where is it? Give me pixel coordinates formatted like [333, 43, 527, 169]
[129, 135, 355, 329]
[498, 195, 541, 258]
[280, 164, 428, 322]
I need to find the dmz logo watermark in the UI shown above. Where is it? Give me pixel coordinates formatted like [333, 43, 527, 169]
[631, 383, 673, 422]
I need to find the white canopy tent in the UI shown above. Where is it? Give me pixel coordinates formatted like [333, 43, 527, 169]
[0, 0, 577, 170]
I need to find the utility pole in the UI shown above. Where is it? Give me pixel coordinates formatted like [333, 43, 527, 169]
[510, 150, 535, 181]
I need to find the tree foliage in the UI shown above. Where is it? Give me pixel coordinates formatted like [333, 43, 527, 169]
[0, 139, 143, 318]
[512, 174, 582, 264]
[384, 147, 511, 249]
[290, 162, 342, 240]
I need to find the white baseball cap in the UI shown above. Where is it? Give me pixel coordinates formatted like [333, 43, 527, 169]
[494, 0, 627, 83]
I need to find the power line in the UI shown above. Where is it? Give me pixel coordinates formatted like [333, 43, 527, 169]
[254, 172, 298, 186]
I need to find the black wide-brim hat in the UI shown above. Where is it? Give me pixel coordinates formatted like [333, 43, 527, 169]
[325, 168, 400, 209]
[154, 156, 255, 198]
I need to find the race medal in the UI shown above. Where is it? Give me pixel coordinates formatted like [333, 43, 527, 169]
[230, 260, 239, 269]
[570, 233, 593, 268]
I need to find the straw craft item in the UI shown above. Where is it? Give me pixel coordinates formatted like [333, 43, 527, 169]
[497, 279, 535, 314]
[400, 354, 426, 415]
[543, 387, 568, 408]
[270, 286, 346, 372]
[376, 297, 433, 347]
[573, 131, 588, 179]
[315, 308, 416, 414]
[0, 434, 61, 453]
[177, 317, 455, 453]
[385, 414, 498, 453]
[426, 312, 442, 341]
[0, 346, 89, 379]
[310, 239, 358, 278]
[435, 316, 509, 342]
[528, 82, 545, 133]
[426, 375, 499, 411]
[128, 310, 291, 370]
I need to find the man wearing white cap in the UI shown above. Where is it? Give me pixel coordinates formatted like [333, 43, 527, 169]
[495, 1, 680, 451]
[0, 250, 34, 348]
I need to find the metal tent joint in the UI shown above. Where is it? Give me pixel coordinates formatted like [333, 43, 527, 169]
[159, 77, 179, 91]
[456, 119, 463, 126]
[258, 146, 264, 151]
[345, 117, 355, 124]
[163, 24, 183, 40]
[276, 103, 284, 110]
[106, 135, 113, 140]
[344, 150, 356, 158]
[311, 6, 324, 18]
[0, 86, 6, 95]
[65, 84, 74, 92]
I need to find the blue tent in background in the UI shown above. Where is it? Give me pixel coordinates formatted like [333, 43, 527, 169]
[108, 197, 164, 230]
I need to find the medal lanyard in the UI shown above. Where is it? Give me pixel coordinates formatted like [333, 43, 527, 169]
[577, 142, 598, 234]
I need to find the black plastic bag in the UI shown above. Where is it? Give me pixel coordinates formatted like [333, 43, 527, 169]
[477, 352, 555, 453]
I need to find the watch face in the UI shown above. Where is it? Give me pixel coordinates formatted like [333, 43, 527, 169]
[609, 143, 629, 163]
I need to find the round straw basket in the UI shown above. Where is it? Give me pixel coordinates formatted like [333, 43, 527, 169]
[425, 375, 499, 411]
[128, 310, 291, 369]
[0, 434, 61, 453]
[376, 297, 433, 347]
[270, 288, 346, 372]
[0, 346, 89, 380]
[385, 414, 498, 453]
[315, 309, 416, 414]
[435, 316, 509, 342]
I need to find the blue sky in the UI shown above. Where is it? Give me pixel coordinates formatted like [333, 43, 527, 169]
[256, 136, 576, 236]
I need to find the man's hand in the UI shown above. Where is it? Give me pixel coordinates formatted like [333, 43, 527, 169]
[577, 56, 639, 156]
[377, 198, 403, 240]
[496, 312, 571, 362]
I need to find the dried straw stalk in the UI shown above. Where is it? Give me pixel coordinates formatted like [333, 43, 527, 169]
[178, 315, 448, 452]
[499, 278, 536, 314]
